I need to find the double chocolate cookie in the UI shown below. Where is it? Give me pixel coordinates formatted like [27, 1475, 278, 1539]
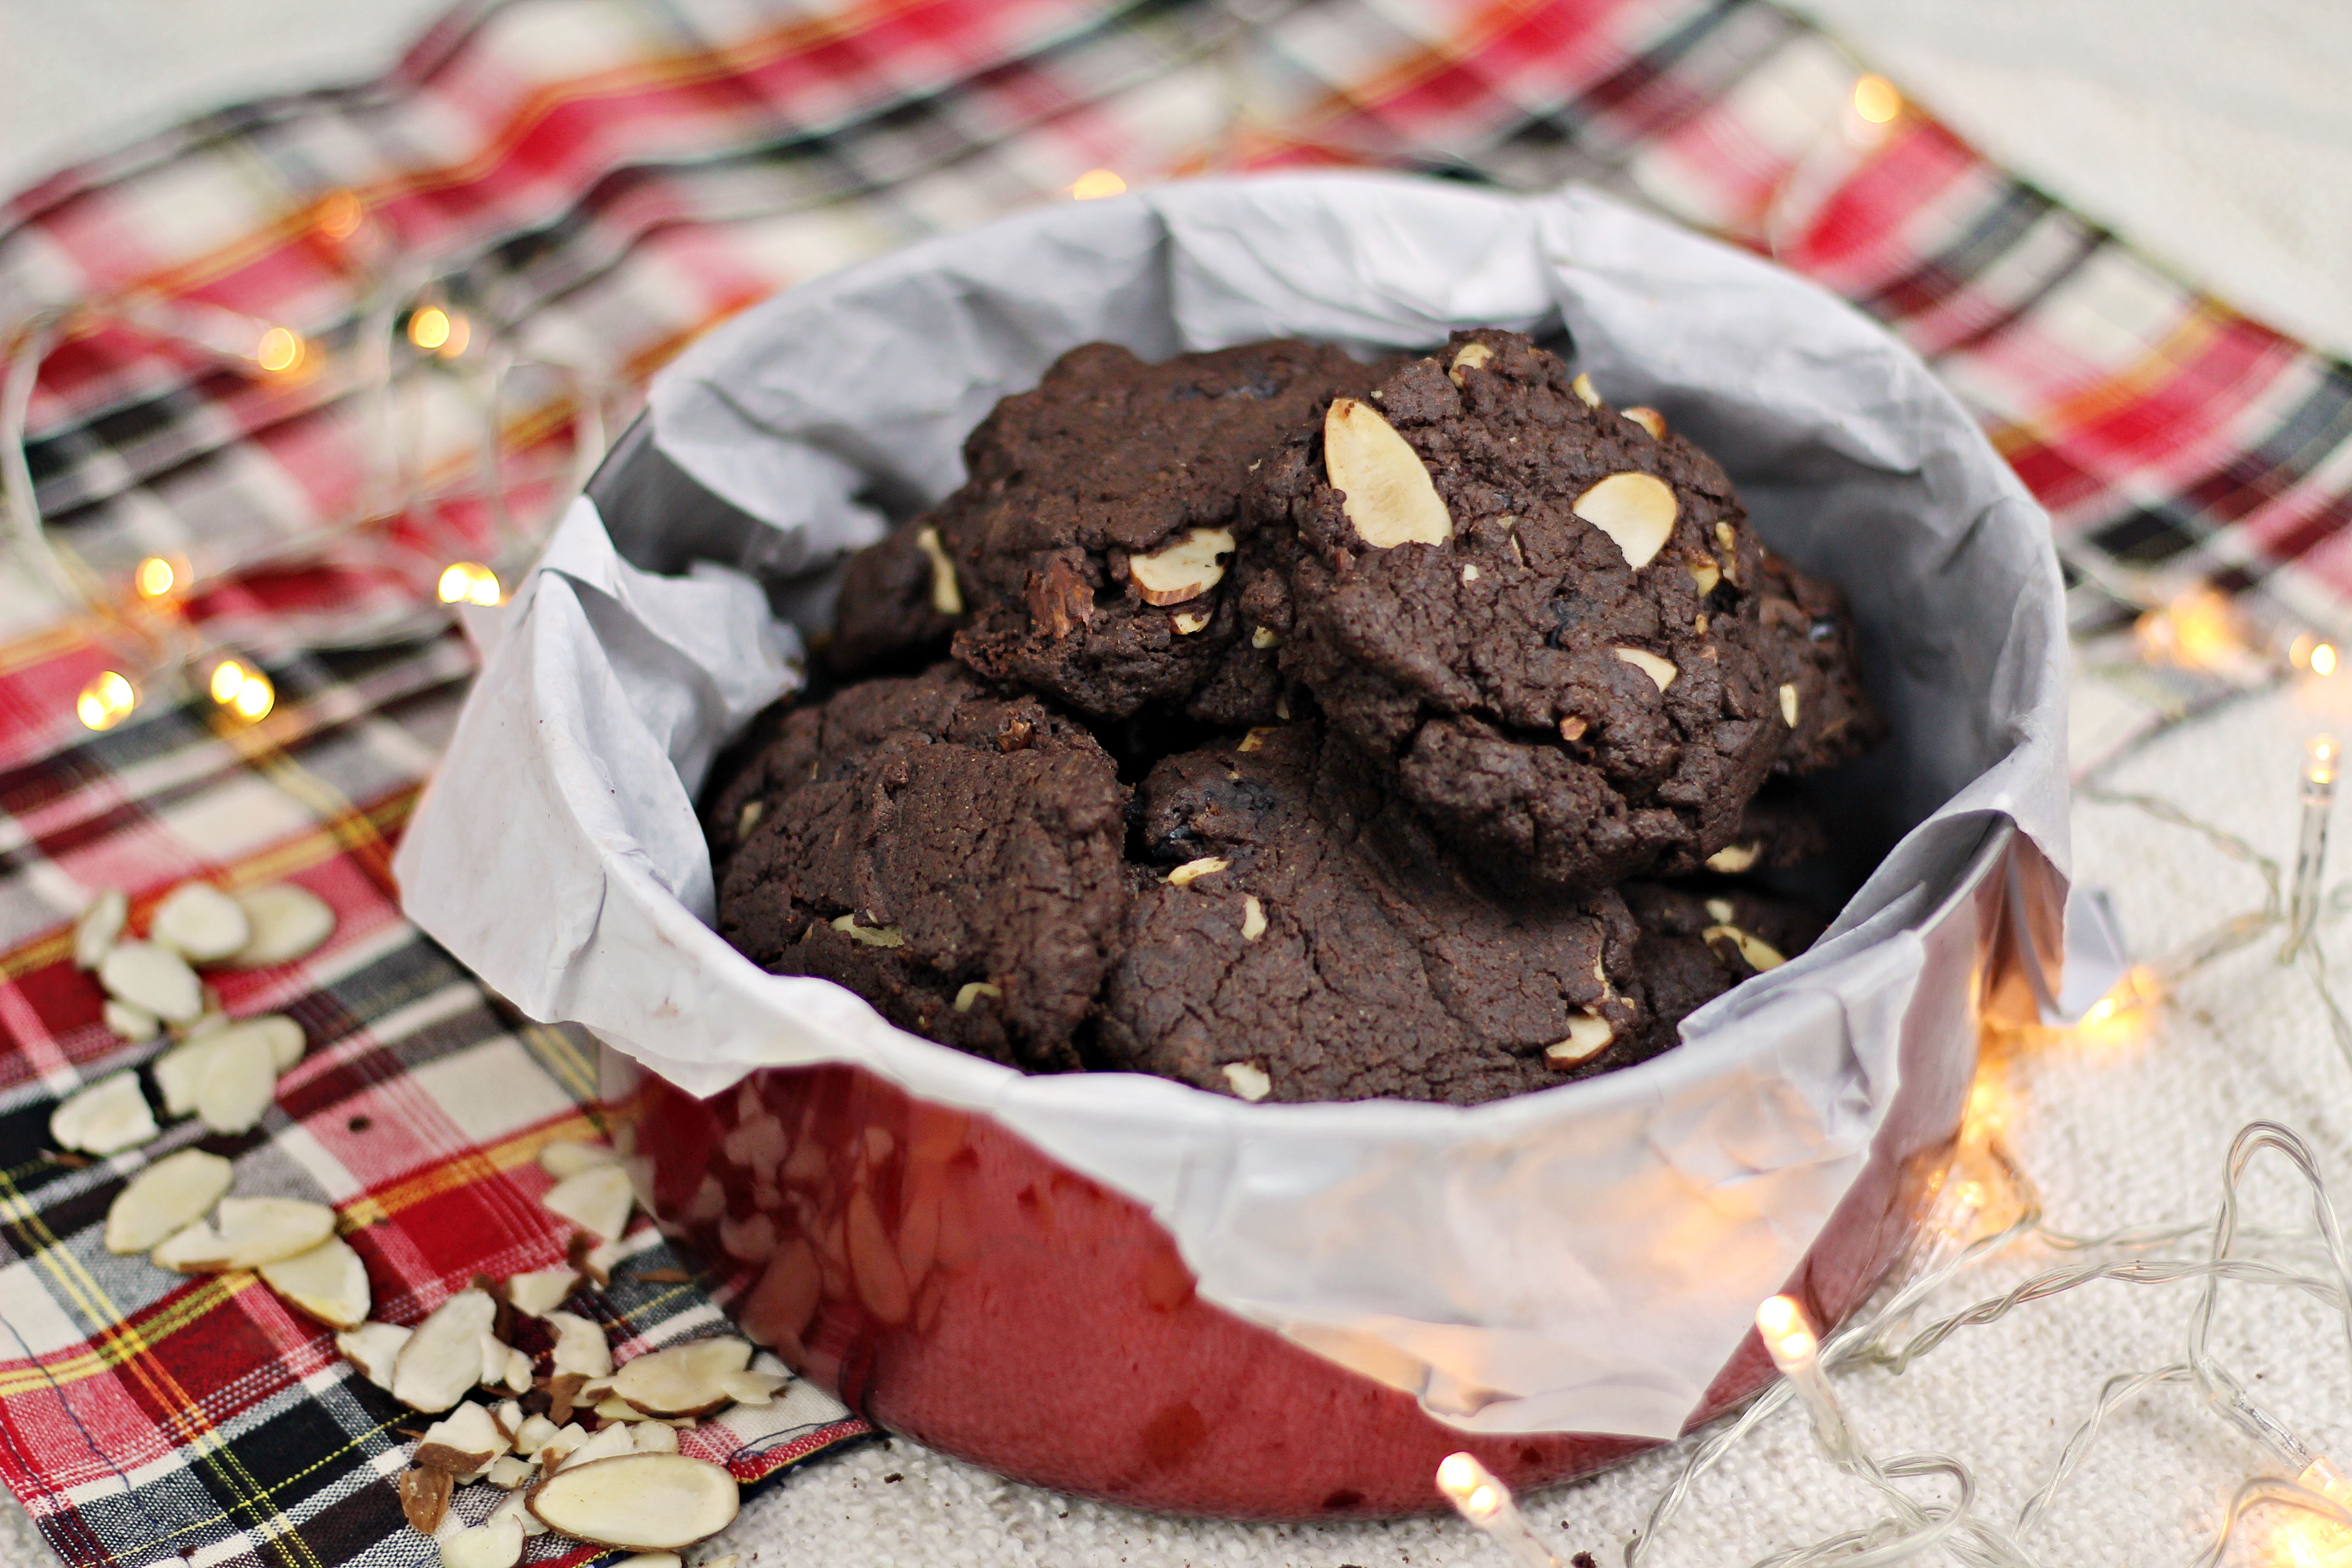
[710, 664, 1130, 1073]
[1101, 723, 1651, 1104]
[1250, 328, 1857, 892]
[1621, 879, 1831, 1056]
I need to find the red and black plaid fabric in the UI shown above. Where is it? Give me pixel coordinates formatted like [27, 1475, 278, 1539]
[1, 1, 2344, 1565]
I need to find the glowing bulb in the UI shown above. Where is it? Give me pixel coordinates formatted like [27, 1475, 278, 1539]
[255, 327, 305, 374]
[76, 671, 137, 731]
[2312, 734, 2340, 788]
[1070, 168, 1127, 201]
[408, 307, 452, 351]
[230, 670, 274, 721]
[1757, 1294, 1819, 1371]
[435, 312, 470, 358]
[1852, 75, 1901, 124]
[2317, 645, 2340, 677]
[316, 190, 364, 240]
[1436, 1453, 1480, 1495]
[210, 660, 248, 705]
[437, 561, 502, 607]
[135, 557, 177, 598]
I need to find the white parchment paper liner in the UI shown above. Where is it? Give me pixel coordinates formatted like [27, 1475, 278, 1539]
[395, 175, 2070, 1441]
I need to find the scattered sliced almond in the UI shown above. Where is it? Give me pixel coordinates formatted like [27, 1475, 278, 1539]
[611, 1338, 753, 1419]
[104, 1147, 234, 1253]
[194, 1026, 279, 1135]
[1324, 398, 1451, 549]
[485, 1455, 536, 1490]
[337, 1321, 410, 1389]
[1706, 842, 1761, 874]
[74, 888, 128, 970]
[828, 913, 905, 949]
[1166, 857, 1227, 888]
[1250, 626, 1279, 650]
[50, 1071, 157, 1155]
[514, 1415, 564, 1460]
[235, 1015, 306, 1072]
[258, 1235, 370, 1328]
[1573, 472, 1677, 571]
[546, 1310, 614, 1379]
[1706, 924, 1788, 973]
[103, 999, 160, 1042]
[399, 1465, 454, 1534]
[543, 1163, 635, 1243]
[559, 1422, 638, 1473]
[1613, 648, 1678, 692]
[488, 1489, 548, 1538]
[393, 1288, 498, 1411]
[98, 941, 203, 1024]
[533, 1422, 590, 1472]
[505, 1264, 580, 1317]
[490, 1398, 524, 1439]
[1447, 341, 1494, 386]
[1127, 527, 1233, 607]
[1689, 558, 1720, 596]
[416, 1400, 510, 1473]
[226, 883, 336, 967]
[595, 1395, 654, 1423]
[705, 1556, 740, 1568]
[952, 981, 1000, 1014]
[631, 1423, 681, 1455]
[1545, 1012, 1616, 1068]
[1570, 372, 1601, 406]
[913, 526, 961, 617]
[528, 1453, 741, 1550]
[722, 1367, 789, 1406]
[150, 883, 251, 963]
[438, 1515, 524, 1568]
[1622, 406, 1667, 439]
[538, 1141, 619, 1180]
[1220, 1063, 1271, 1102]
[155, 1196, 336, 1273]
[1779, 683, 1800, 727]
[1241, 896, 1267, 942]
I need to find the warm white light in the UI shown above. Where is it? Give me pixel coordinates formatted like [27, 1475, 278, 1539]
[437, 561, 501, 607]
[316, 189, 365, 240]
[1852, 75, 1901, 125]
[230, 671, 274, 720]
[210, 660, 248, 705]
[2311, 734, 2341, 788]
[1757, 1294, 1818, 1370]
[2316, 645, 2341, 677]
[135, 557, 176, 598]
[255, 327, 305, 374]
[77, 671, 136, 731]
[408, 307, 452, 351]
[1070, 168, 1127, 201]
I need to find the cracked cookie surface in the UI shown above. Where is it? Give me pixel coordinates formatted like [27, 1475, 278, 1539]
[709, 663, 1130, 1073]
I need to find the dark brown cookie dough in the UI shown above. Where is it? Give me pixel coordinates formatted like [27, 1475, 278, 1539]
[1745, 551, 1885, 775]
[909, 339, 1383, 720]
[1099, 723, 1651, 1105]
[1248, 328, 1874, 894]
[710, 663, 1130, 1073]
[1620, 880, 1829, 1055]
[823, 520, 960, 677]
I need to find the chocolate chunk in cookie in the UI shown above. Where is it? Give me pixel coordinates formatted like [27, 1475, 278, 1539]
[1099, 722, 1650, 1105]
[918, 339, 1382, 720]
[1249, 327, 1873, 892]
[712, 664, 1129, 1073]
[1619, 880, 1829, 1056]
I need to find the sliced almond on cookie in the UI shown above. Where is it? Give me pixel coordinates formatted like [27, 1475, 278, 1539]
[392, 1288, 498, 1411]
[527, 1453, 741, 1550]
[1705, 842, 1761, 874]
[1570, 372, 1602, 407]
[1220, 1063, 1272, 1102]
[74, 889, 127, 970]
[1621, 406, 1667, 439]
[543, 1163, 634, 1242]
[1324, 399, 1451, 549]
[337, 1321, 410, 1389]
[1447, 341, 1493, 385]
[610, 1338, 754, 1419]
[105, 1147, 234, 1253]
[913, 526, 962, 617]
[150, 883, 251, 963]
[1574, 473, 1677, 571]
[99, 941, 204, 1024]
[1705, 924, 1788, 973]
[225, 883, 336, 967]
[50, 1071, 157, 1156]
[257, 1235, 371, 1328]
[1127, 527, 1233, 606]
[1544, 1012, 1617, 1068]
[1612, 647, 1678, 692]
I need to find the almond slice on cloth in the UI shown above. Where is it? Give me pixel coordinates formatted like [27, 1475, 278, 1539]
[1126, 527, 1234, 605]
[485, 1455, 536, 1490]
[416, 1400, 510, 1472]
[487, 1489, 549, 1538]
[99, 941, 205, 1023]
[337, 1321, 410, 1389]
[505, 1264, 581, 1317]
[720, 1367, 790, 1407]
[437, 1515, 524, 1568]
[232, 1014, 306, 1072]
[1573, 472, 1678, 570]
[542, 1163, 634, 1242]
[154, 1196, 336, 1273]
[74, 888, 128, 970]
[513, 1415, 564, 1460]
[225, 883, 336, 967]
[151, 1037, 217, 1118]
[104, 1147, 234, 1253]
[257, 1235, 370, 1328]
[629, 1423, 680, 1455]
[538, 1141, 619, 1180]
[150, 883, 251, 962]
[399, 1465, 455, 1534]
[527, 1453, 741, 1549]
[486, 1340, 532, 1394]
[489, 1398, 524, 1440]
[617, 1556, 686, 1568]
[545, 1310, 614, 1379]
[194, 1026, 279, 1135]
[50, 1071, 158, 1155]
[103, 999, 160, 1042]
[553, 1422, 637, 1474]
[531, 1422, 591, 1472]
[392, 1288, 499, 1411]
[1324, 399, 1451, 548]
[610, 1338, 753, 1419]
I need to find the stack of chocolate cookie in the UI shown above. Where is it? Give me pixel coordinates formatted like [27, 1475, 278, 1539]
[703, 331, 1880, 1106]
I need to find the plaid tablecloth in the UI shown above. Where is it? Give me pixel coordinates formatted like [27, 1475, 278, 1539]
[2, 2, 2349, 1566]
